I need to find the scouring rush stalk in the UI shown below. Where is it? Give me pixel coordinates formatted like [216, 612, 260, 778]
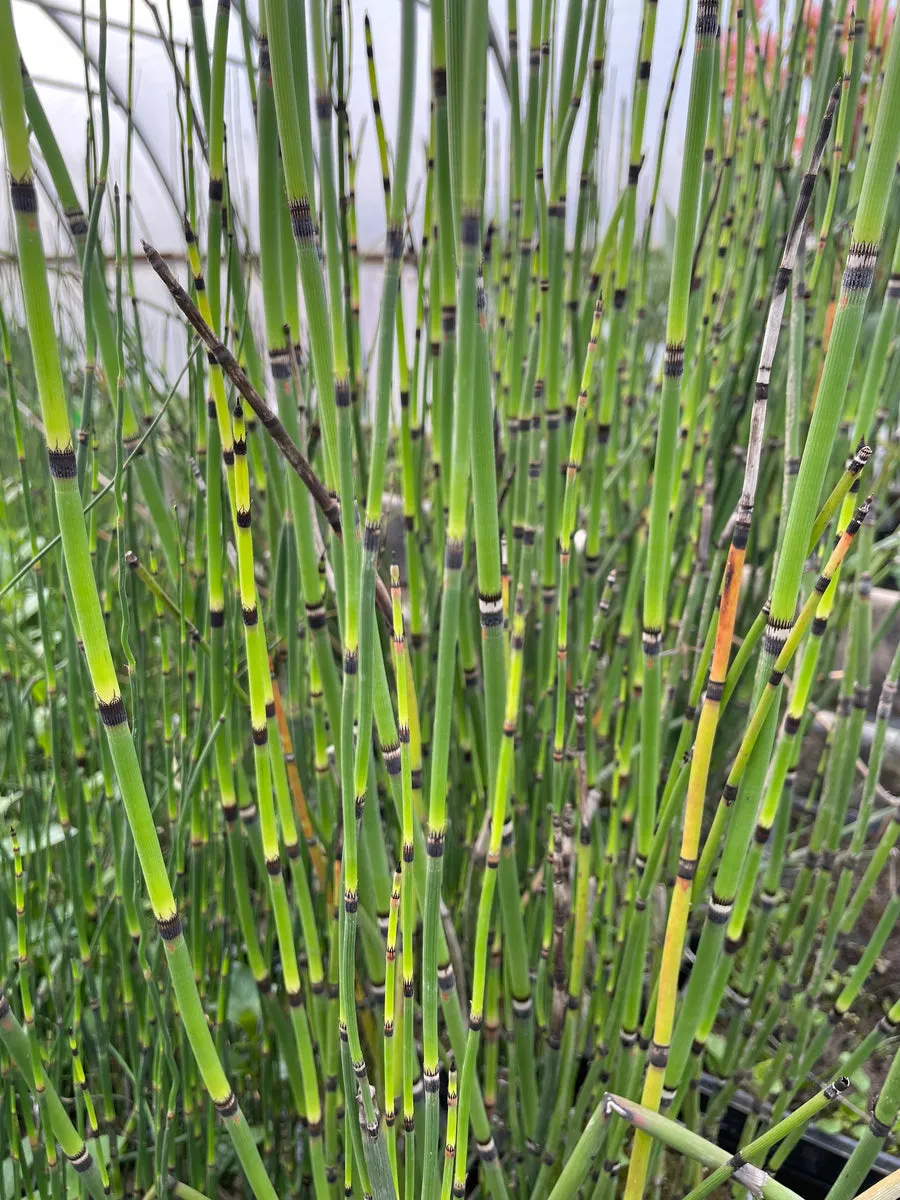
[631, 503, 867, 1197]
[441, 1064, 460, 1200]
[349, 0, 414, 1161]
[0, 5, 277, 1196]
[568, 0, 608, 353]
[826, 1040, 900, 1200]
[809, 17, 859, 295]
[651, 20, 899, 1171]
[635, 0, 718, 886]
[76, 0, 110, 498]
[390, 563, 418, 1195]
[555, 1093, 803, 1200]
[182, 220, 261, 785]
[803, 507, 876, 994]
[383, 869, 402, 1189]
[624, 9, 719, 1197]
[455, 590, 527, 1197]
[363, 14, 425, 666]
[552, 300, 603, 811]
[772, 15, 900, 633]
[18, 59, 179, 578]
[229, 397, 329, 1196]
[0, 991, 109, 1200]
[471, 270, 506, 805]
[148, 212, 504, 1200]
[256, 15, 340, 896]
[714, 526, 853, 1023]
[634, 0, 691, 406]
[683, 1077, 851, 1200]
[420, 0, 492, 1191]
[262, 2, 389, 1168]
[505, 0, 545, 593]
[536, 0, 598, 697]
[839, 636, 900, 934]
[1, 301, 93, 970]
[692, 8, 900, 1081]
[188, 0, 282, 1029]
[533, 718, 601, 1200]
[473, 253, 539, 1143]
[662, 499, 872, 1130]
[853, 219, 900, 445]
[13, 828, 94, 1198]
[588, 0, 657, 545]
[263, 0, 339, 489]
[68, 1022, 111, 1195]
[635, 75, 840, 1121]
[259, 26, 341, 746]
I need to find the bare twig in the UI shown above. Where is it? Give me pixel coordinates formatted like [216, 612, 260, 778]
[141, 237, 394, 623]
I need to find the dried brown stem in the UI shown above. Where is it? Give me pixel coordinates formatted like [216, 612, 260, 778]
[142, 238, 393, 623]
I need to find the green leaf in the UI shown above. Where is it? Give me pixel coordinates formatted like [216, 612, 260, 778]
[851, 1068, 871, 1094]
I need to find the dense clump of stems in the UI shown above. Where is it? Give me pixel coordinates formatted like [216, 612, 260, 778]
[1, 0, 900, 1198]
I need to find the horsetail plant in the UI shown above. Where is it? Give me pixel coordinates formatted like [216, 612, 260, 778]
[1, 0, 900, 1198]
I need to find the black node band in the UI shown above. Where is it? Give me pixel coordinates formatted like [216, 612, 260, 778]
[871, 1115, 891, 1138]
[157, 913, 182, 941]
[215, 1091, 239, 1119]
[48, 447, 77, 479]
[708, 896, 731, 924]
[648, 1042, 669, 1068]
[66, 207, 89, 236]
[426, 832, 444, 857]
[290, 197, 315, 242]
[461, 211, 480, 247]
[663, 343, 685, 378]
[98, 696, 128, 727]
[68, 1147, 93, 1174]
[10, 179, 38, 214]
[306, 604, 327, 630]
[445, 538, 464, 570]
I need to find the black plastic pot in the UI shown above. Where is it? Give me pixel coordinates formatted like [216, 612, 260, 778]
[699, 1073, 900, 1199]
